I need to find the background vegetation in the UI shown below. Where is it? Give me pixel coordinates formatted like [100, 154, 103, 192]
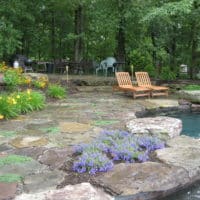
[0, 0, 200, 78]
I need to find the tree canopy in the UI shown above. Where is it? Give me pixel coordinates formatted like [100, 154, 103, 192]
[0, 0, 200, 77]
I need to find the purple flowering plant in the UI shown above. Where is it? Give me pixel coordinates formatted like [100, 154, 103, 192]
[72, 151, 114, 174]
[73, 130, 165, 174]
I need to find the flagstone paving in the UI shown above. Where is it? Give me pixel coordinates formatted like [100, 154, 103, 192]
[0, 86, 198, 200]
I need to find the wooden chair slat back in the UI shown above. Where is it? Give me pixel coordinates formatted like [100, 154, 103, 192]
[135, 72, 152, 86]
[116, 72, 132, 86]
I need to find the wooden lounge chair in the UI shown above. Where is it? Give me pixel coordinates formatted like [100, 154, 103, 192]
[113, 72, 151, 99]
[135, 72, 169, 97]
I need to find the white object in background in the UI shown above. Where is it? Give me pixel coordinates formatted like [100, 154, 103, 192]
[13, 60, 19, 68]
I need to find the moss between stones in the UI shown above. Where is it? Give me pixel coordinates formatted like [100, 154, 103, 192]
[40, 126, 60, 135]
[0, 155, 32, 166]
[0, 174, 22, 183]
[93, 120, 120, 126]
[0, 131, 17, 138]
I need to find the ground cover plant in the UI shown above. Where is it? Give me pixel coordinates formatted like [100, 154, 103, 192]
[73, 130, 165, 174]
[0, 155, 32, 166]
[184, 84, 200, 90]
[0, 174, 22, 183]
[47, 84, 66, 99]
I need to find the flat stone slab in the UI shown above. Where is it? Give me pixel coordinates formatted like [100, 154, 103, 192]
[49, 126, 102, 146]
[7, 147, 46, 160]
[126, 116, 182, 138]
[0, 160, 48, 177]
[139, 99, 179, 109]
[178, 90, 200, 103]
[93, 162, 189, 199]
[38, 147, 72, 169]
[23, 170, 65, 193]
[59, 122, 92, 133]
[10, 136, 48, 148]
[0, 182, 17, 200]
[15, 183, 113, 200]
[156, 136, 200, 179]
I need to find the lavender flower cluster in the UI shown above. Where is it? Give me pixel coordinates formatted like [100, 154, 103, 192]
[73, 130, 165, 174]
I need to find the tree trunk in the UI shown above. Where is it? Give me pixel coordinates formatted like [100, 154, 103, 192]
[51, 11, 56, 72]
[151, 31, 157, 66]
[169, 26, 177, 70]
[74, 5, 84, 63]
[115, 1, 126, 63]
[116, 18, 126, 62]
[190, 27, 197, 79]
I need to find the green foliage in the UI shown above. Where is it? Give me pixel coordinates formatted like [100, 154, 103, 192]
[144, 65, 156, 78]
[129, 49, 153, 72]
[3, 69, 20, 91]
[0, 90, 45, 119]
[40, 126, 60, 135]
[0, 155, 32, 167]
[0, 174, 22, 183]
[93, 120, 119, 126]
[0, 131, 17, 138]
[0, 94, 21, 119]
[159, 66, 177, 81]
[47, 84, 66, 99]
[184, 84, 200, 90]
[143, 0, 193, 22]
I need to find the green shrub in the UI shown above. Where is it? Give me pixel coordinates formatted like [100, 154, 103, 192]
[0, 90, 45, 119]
[159, 66, 176, 81]
[184, 84, 200, 90]
[144, 65, 156, 78]
[28, 90, 46, 110]
[128, 49, 153, 72]
[0, 94, 20, 119]
[3, 69, 20, 91]
[47, 84, 66, 99]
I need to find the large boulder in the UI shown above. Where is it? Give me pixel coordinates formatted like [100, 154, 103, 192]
[15, 183, 113, 200]
[126, 116, 182, 139]
[93, 162, 189, 200]
[155, 135, 200, 179]
[178, 90, 200, 104]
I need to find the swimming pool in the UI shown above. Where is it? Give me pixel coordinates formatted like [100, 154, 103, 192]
[162, 112, 200, 200]
[169, 112, 200, 138]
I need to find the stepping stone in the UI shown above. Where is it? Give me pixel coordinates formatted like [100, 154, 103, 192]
[0, 160, 48, 177]
[0, 182, 17, 200]
[10, 136, 48, 148]
[7, 147, 46, 160]
[59, 122, 92, 133]
[38, 148, 72, 169]
[23, 170, 65, 193]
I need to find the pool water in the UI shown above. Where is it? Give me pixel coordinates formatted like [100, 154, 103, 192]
[162, 112, 200, 200]
[170, 112, 200, 138]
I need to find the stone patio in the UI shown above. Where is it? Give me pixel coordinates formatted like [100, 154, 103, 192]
[0, 85, 199, 200]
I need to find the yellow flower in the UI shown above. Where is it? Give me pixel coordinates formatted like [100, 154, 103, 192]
[0, 96, 2, 100]
[0, 115, 4, 120]
[40, 82, 46, 88]
[16, 95, 20, 99]
[12, 98, 17, 105]
[25, 77, 31, 84]
[27, 89, 32, 95]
